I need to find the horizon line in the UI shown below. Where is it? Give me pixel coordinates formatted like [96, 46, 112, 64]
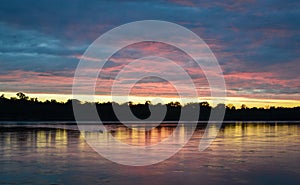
[1, 91, 300, 108]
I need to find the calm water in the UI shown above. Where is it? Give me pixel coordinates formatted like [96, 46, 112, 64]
[0, 122, 300, 185]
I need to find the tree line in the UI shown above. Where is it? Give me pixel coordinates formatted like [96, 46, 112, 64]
[0, 92, 299, 121]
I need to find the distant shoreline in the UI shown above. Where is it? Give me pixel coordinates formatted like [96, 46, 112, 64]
[1, 93, 300, 122]
[1, 120, 300, 125]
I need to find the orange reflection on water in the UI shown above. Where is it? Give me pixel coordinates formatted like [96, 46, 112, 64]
[109, 125, 176, 146]
[55, 129, 68, 148]
[209, 122, 300, 160]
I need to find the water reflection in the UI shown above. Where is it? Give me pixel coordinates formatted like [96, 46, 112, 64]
[102, 125, 176, 146]
[0, 122, 300, 185]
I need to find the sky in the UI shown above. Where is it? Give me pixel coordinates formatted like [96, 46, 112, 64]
[0, 0, 299, 107]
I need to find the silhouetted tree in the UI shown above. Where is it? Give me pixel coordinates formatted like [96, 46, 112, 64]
[30, 98, 38, 102]
[0, 93, 299, 121]
[200, 101, 210, 107]
[226, 104, 236, 110]
[167, 101, 181, 107]
[16, 92, 28, 100]
[241, 104, 247, 109]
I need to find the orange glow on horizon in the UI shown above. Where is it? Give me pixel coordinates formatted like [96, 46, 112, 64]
[1, 91, 300, 108]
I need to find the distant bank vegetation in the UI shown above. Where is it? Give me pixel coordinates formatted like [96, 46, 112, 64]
[0, 92, 299, 121]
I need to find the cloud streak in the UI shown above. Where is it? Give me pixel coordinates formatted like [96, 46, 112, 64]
[0, 0, 299, 104]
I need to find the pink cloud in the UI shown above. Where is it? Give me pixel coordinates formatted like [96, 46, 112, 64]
[0, 70, 73, 94]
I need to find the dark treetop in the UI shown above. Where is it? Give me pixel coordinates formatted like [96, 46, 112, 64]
[0, 93, 299, 121]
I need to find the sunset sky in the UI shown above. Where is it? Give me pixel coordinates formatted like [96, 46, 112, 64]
[0, 0, 299, 107]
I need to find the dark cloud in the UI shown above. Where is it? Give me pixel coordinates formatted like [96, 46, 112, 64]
[0, 0, 299, 98]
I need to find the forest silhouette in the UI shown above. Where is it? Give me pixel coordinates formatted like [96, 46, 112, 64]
[0, 92, 299, 122]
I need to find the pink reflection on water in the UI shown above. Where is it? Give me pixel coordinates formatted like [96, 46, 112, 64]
[0, 122, 299, 185]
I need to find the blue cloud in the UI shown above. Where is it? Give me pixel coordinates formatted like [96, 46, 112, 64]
[0, 0, 299, 98]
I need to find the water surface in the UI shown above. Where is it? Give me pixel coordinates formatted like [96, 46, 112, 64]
[0, 122, 299, 185]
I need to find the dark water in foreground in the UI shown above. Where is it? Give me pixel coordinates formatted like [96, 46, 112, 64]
[0, 122, 300, 185]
